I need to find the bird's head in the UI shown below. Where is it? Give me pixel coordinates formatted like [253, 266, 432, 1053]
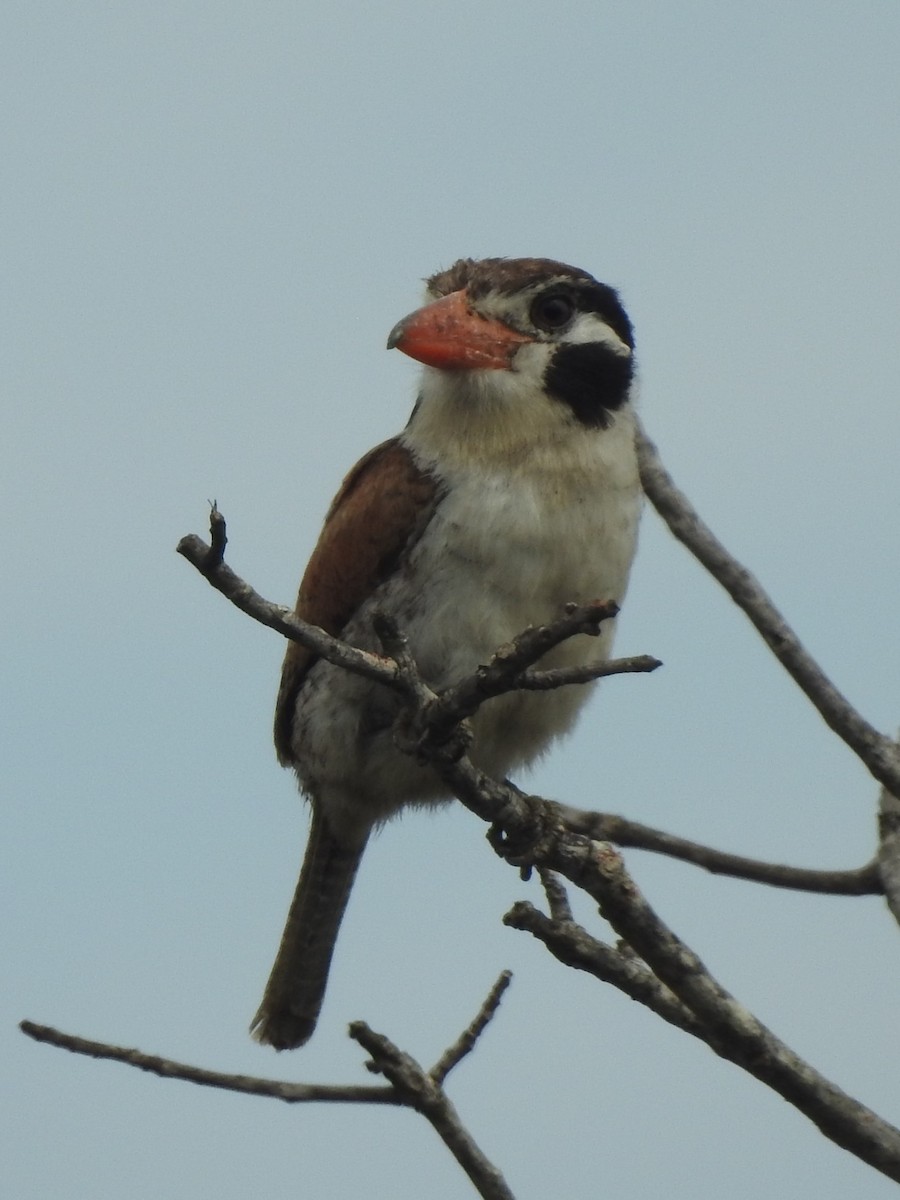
[388, 257, 635, 436]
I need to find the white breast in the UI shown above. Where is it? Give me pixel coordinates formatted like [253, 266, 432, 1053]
[293, 374, 641, 834]
[398, 399, 641, 771]
[406, 413, 637, 648]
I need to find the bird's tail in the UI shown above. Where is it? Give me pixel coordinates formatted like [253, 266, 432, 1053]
[251, 808, 368, 1050]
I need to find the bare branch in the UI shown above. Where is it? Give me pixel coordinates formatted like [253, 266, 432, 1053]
[636, 424, 900, 799]
[537, 869, 573, 922]
[516, 653, 662, 690]
[412, 747, 900, 1183]
[179, 521, 653, 754]
[556, 806, 882, 895]
[878, 762, 900, 927]
[430, 971, 513, 1086]
[19, 1021, 395, 1105]
[420, 600, 622, 743]
[177, 524, 399, 689]
[22, 975, 518, 1199]
[504, 902, 701, 1036]
[208, 502, 227, 565]
[351, 1022, 516, 1200]
[372, 611, 442, 710]
[544, 836, 900, 1182]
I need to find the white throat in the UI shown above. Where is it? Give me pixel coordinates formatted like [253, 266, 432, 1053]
[403, 352, 635, 476]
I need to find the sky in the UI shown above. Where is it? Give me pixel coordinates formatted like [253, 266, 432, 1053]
[3, 3, 900, 1197]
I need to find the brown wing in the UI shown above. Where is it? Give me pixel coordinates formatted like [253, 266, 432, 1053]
[274, 437, 439, 765]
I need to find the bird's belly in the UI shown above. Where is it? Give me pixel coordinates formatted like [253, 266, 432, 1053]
[292, 459, 640, 832]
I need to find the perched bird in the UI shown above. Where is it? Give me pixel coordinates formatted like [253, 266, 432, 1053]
[252, 256, 642, 1049]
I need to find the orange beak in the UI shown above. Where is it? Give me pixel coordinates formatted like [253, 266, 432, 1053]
[387, 288, 531, 370]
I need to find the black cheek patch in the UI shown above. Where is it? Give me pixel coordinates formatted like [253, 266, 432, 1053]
[543, 343, 634, 429]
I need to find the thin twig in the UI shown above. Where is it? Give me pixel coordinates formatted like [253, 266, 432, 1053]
[351, 1022, 516, 1200]
[878, 776, 900, 928]
[22, 975, 518, 1200]
[423, 601, 621, 742]
[208, 502, 227, 565]
[636, 424, 900, 798]
[177, 527, 399, 689]
[504, 903, 700, 1035]
[372, 611, 442, 712]
[430, 971, 513, 1086]
[19, 1021, 395, 1105]
[537, 869, 573, 922]
[555, 806, 882, 895]
[517, 653, 661, 690]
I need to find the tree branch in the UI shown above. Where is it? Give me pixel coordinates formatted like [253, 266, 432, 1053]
[384, 599, 630, 752]
[19, 1021, 395, 1105]
[416, 749, 900, 1184]
[516, 653, 662, 690]
[878, 787, 900, 929]
[430, 970, 512, 1085]
[177, 523, 400, 691]
[636, 424, 900, 799]
[555, 806, 882, 895]
[504, 902, 702, 1036]
[537, 867, 574, 922]
[544, 835, 900, 1181]
[351, 1021, 515, 1200]
[172, 498, 900, 1186]
[22, 971, 517, 1200]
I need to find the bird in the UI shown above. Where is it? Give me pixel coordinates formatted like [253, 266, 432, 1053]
[251, 256, 642, 1049]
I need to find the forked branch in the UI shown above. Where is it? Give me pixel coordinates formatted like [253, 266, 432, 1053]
[22, 971, 516, 1200]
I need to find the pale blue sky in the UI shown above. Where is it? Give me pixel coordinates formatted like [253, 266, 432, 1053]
[4, 4, 900, 1197]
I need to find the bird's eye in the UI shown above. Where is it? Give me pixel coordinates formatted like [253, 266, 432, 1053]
[530, 291, 576, 331]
